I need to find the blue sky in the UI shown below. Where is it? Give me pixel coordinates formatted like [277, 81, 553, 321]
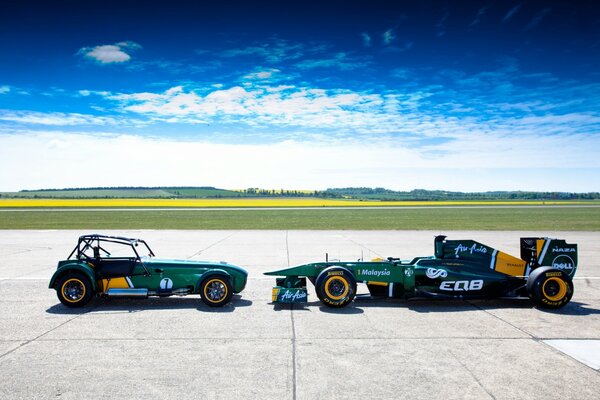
[1, 0, 599, 191]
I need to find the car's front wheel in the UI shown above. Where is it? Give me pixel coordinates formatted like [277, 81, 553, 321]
[200, 276, 233, 307]
[315, 267, 357, 308]
[56, 273, 93, 307]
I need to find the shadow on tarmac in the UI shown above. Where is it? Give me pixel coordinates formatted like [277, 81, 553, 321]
[268, 296, 600, 315]
[46, 294, 252, 314]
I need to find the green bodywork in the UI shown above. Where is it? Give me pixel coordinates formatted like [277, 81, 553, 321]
[49, 235, 247, 302]
[265, 235, 578, 304]
[49, 258, 247, 294]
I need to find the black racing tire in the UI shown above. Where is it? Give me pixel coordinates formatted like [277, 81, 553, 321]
[56, 273, 93, 307]
[527, 267, 573, 309]
[200, 275, 233, 307]
[315, 267, 357, 308]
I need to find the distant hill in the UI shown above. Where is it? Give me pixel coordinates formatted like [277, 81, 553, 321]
[0, 186, 242, 199]
[317, 188, 600, 201]
[0, 186, 598, 200]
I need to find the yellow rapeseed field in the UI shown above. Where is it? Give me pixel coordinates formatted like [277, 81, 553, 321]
[0, 198, 586, 208]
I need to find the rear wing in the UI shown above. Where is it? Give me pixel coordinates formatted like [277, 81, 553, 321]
[433, 235, 578, 278]
[520, 238, 578, 278]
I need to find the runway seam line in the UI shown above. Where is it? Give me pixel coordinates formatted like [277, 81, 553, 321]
[467, 300, 536, 339]
[0, 306, 97, 362]
[448, 348, 497, 400]
[186, 231, 238, 259]
[285, 231, 298, 400]
[342, 234, 384, 259]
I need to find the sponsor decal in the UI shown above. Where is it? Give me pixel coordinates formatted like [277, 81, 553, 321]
[551, 255, 574, 271]
[359, 269, 391, 277]
[439, 280, 484, 291]
[279, 289, 307, 302]
[159, 278, 173, 289]
[404, 269, 413, 277]
[551, 247, 576, 253]
[454, 243, 488, 257]
[426, 268, 448, 279]
[327, 271, 344, 276]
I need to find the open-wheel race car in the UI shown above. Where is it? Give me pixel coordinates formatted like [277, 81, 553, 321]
[49, 234, 247, 308]
[266, 235, 578, 309]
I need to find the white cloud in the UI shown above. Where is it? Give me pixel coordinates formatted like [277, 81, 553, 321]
[0, 85, 10, 94]
[221, 39, 305, 63]
[382, 29, 395, 45]
[469, 6, 489, 27]
[295, 52, 370, 70]
[78, 41, 141, 64]
[243, 68, 280, 80]
[525, 8, 551, 31]
[0, 110, 142, 127]
[361, 32, 371, 47]
[502, 4, 522, 23]
[1, 131, 598, 192]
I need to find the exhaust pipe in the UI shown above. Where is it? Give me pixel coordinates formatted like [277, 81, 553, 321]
[148, 288, 190, 297]
[106, 288, 148, 298]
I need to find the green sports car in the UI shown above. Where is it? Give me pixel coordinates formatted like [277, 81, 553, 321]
[49, 234, 248, 308]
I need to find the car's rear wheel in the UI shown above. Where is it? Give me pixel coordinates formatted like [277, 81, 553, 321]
[527, 267, 573, 309]
[56, 273, 93, 307]
[200, 276, 233, 307]
[315, 267, 357, 308]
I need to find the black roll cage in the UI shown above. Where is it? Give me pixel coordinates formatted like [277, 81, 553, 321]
[67, 234, 156, 262]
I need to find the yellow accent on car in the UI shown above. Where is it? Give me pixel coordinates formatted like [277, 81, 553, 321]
[367, 281, 388, 286]
[371, 258, 385, 262]
[543, 277, 568, 301]
[494, 251, 527, 276]
[324, 276, 349, 300]
[61, 278, 86, 303]
[272, 288, 280, 302]
[536, 239, 545, 257]
[99, 277, 130, 293]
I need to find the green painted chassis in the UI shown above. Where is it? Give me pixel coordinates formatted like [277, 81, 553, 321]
[265, 236, 578, 307]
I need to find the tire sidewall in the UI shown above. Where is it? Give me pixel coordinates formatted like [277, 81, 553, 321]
[527, 267, 573, 309]
[315, 267, 357, 308]
[200, 275, 233, 307]
[56, 273, 93, 307]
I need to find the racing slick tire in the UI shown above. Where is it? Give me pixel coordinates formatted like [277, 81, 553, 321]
[527, 267, 573, 309]
[200, 275, 234, 307]
[315, 267, 357, 308]
[56, 273, 93, 307]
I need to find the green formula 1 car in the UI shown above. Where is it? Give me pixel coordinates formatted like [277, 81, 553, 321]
[49, 234, 247, 308]
[266, 235, 578, 309]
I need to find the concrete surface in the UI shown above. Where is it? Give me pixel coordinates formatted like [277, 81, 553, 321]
[0, 230, 599, 399]
[545, 340, 600, 370]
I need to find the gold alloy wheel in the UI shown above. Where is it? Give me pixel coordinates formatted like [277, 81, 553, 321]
[61, 278, 86, 303]
[324, 276, 349, 300]
[542, 277, 568, 301]
[203, 278, 228, 303]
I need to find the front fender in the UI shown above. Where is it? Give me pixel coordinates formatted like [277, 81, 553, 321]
[49, 262, 97, 291]
[195, 269, 232, 293]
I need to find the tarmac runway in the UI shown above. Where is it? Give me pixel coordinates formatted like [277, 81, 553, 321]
[0, 230, 599, 399]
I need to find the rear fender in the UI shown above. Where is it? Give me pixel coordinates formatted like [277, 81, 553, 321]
[49, 262, 97, 291]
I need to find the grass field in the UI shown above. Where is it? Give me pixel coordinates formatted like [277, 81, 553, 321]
[1, 198, 598, 208]
[1, 207, 598, 230]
